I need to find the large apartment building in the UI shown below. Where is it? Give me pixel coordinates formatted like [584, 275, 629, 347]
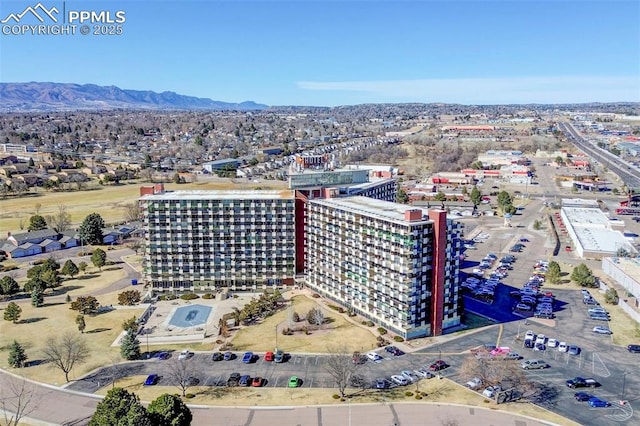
[305, 196, 463, 339]
[140, 189, 296, 291]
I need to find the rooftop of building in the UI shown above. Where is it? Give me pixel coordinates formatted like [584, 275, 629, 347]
[562, 206, 610, 227]
[140, 189, 295, 201]
[288, 167, 369, 176]
[605, 256, 640, 282]
[561, 198, 600, 208]
[573, 227, 636, 254]
[311, 196, 439, 225]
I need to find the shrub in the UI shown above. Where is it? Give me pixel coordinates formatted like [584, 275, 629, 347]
[393, 336, 405, 342]
[185, 393, 195, 399]
[32, 259, 45, 265]
[202, 293, 214, 299]
[332, 394, 340, 399]
[405, 391, 414, 397]
[282, 328, 293, 335]
[180, 293, 199, 300]
[292, 311, 300, 322]
[415, 395, 423, 400]
[362, 320, 374, 327]
[377, 327, 387, 335]
[312, 293, 321, 298]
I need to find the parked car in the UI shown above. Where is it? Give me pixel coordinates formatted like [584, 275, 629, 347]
[144, 374, 159, 386]
[385, 346, 405, 356]
[264, 351, 274, 362]
[574, 392, 593, 402]
[515, 303, 532, 311]
[223, 351, 234, 361]
[566, 377, 599, 389]
[274, 349, 285, 363]
[178, 350, 193, 360]
[239, 375, 251, 386]
[288, 376, 299, 388]
[367, 352, 383, 362]
[227, 372, 241, 386]
[251, 376, 263, 387]
[568, 345, 581, 356]
[482, 385, 502, 398]
[524, 330, 535, 340]
[414, 368, 434, 379]
[535, 334, 546, 345]
[155, 351, 170, 360]
[521, 359, 548, 370]
[212, 352, 224, 361]
[627, 344, 640, 353]
[466, 377, 482, 390]
[375, 378, 390, 389]
[547, 339, 558, 348]
[587, 397, 611, 408]
[429, 360, 449, 371]
[391, 375, 409, 386]
[242, 351, 254, 363]
[592, 326, 612, 335]
[557, 342, 568, 352]
[400, 370, 416, 383]
[534, 343, 546, 352]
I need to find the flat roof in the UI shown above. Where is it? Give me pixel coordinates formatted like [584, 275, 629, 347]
[606, 257, 640, 283]
[561, 198, 600, 207]
[140, 190, 294, 201]
[311, 196, 434, 225]
[289, 167, 367, 176]
[562, 207, 610, 227]
[574, 227, 635, 253]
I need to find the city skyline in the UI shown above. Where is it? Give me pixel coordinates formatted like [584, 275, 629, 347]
[1, 0, 639, 106]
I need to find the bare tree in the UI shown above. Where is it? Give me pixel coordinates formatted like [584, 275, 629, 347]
[162, 358, 198, 397]
[458, 355, 533, 401]
[324, 345, 361, 399]
[0, 376, 41, 426]
[42, 332, 90, 382]
[47, 204, 72, 233]
[123, 202, 141, 222]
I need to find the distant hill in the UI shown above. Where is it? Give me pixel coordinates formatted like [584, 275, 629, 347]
[0, 82, 268, 112]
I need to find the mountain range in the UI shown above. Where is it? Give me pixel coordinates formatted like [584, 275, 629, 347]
[0, 82, 268, 112]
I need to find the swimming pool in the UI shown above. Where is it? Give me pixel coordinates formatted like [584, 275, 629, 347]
[168, 304, 213, 328]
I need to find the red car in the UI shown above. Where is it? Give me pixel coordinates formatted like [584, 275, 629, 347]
[264, 351, 274, 362]
[429, 360, 449, 371]
[251, 376, 263, 387]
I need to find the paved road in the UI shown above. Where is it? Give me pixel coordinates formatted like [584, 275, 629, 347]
[0, 369, 558, 426]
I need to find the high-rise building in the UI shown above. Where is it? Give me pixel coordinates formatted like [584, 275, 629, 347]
[140, 189, 296, 292]
[305, 196, 463, 339]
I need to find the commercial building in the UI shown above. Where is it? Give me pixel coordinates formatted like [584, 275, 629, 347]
[140, 189, 297, 292]
[561, 199, 636, 259]
[602, 257, 640, 323]
[305, 196, 463, 339]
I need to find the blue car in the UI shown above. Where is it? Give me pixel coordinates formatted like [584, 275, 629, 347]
[155, 351, 170, 360]
[574, 392, 592, 401]
[587, 397, 611, 408]
[144, 374, 159, 386]
[242, 351, 254, 363]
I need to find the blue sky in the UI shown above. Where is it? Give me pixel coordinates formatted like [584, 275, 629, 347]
[1, 0, 639, 106]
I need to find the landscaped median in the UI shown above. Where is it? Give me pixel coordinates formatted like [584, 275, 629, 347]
[101, 374, 580, 426]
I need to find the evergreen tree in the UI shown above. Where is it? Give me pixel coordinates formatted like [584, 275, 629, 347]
[28, 214, 48, 231]
[0, 276, 20, 295]
[89, 387, 151, 426]
[91, 248, 107, 270]
[147, 394, 193, 426]
[61, 259, 80, 277]
[120, 330, 140, 360]
[78, 213, 105, 245]
[470, 185, 482, 206]
[8, 340, 28, 368]
[31, 288, 44, 307]
[3, 302, 22, 323]
[76, 314, 86, 333]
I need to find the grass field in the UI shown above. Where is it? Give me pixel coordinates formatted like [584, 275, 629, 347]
[0, 179, 287, 234]
[0, 267, 144, 385]
[230, 295, 379, 353]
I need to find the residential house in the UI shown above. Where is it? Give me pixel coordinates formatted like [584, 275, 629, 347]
[39, 238, 62, 253]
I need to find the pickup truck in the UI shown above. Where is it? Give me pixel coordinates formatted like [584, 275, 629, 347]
[565, 377, 599, 389]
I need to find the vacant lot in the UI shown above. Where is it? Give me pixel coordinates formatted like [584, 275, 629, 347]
[230, 295, 378, 353]
[0, 268, 144, 385]
[0, 179, 286, 234]
[102, 375, 578, 426]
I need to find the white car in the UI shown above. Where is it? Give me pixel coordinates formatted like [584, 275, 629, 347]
[482, 385, 502, 398]
[535, 334, 546, 345]
[466, 377, 482, 390]
[414, 368, 433, 379]
[547, 338, 558, 348]
[525, 330, 535, 340]
[400, 370, 416, 383]
[178, 349, 193, 360]
[557, 342, 568, 353]
[366, 352, 382, 362]
[391, 375, 409, 386]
